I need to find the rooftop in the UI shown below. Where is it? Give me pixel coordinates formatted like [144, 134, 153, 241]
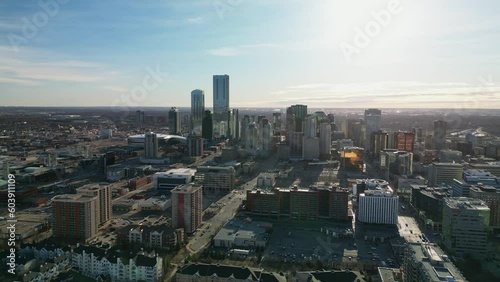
[172, 183, 202, 193]
[445, 197, 490, 210]
[52, 194, 96, 203]
[407, 242, 466, 282]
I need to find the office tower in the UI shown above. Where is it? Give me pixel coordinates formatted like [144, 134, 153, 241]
[76, 184, 112, 226]
[403, 242, 466, 282]
[288, 104, 308, 132]
[289, 131, 304, 159]
[213, 74, 230, 137]
[52, 194, 98, 241]
[285, 107, 296, 134]
[195, 166, 236, 192]
[304, 115, 317, 138]
[144, 132, 159, 158]
[272, 112, 282, 135]
[169, 107, 181, 135]
[412, 127, 423, 143]
[428, 162, 463, 186]
[190, 89, 205, 136]
[470, 184, 500, 228]
[371, 131, 389, 160]
[245, 122, 258, 152]
[240, 115, 250, 141]
[171, 184, 203, 234]
[136, 110, 145, 124]
[364, 109, 382, 151]
[259, 118, 272, 156]
[433, 120, 447, 150]
[394, 131, 415, 152]
[380, 150, 413, 177]
[228, 108, 239, 139]
[202, 110, 213, 140]
[358, 190, 399, 225]
[439, 149, 463, 163]
[303, 137, 320, 160]
[319, 122, 332, 160]
[187, 135, 204, 157]
[442, 198, 489, 259]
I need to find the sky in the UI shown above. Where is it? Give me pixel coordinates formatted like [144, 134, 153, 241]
[1, 0, 500, 109]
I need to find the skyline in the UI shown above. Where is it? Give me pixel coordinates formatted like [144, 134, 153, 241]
[1, 0, 500, 108]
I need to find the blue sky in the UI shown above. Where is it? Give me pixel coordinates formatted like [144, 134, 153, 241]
[1, 0, 499, 108]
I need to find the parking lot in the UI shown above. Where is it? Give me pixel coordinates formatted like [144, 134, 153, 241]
[262, 226, 358, 267]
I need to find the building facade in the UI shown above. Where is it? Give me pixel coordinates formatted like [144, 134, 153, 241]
[190, 89, 205, 136]
[195, 166, 235, 192]
[358, 190, 398, 225]
[52, 194, 98, 241]
[213, 74, 230, 137]
[76, 183, 112, 226]
[442, 197, 490, 259]
[171, 184, 203, 234]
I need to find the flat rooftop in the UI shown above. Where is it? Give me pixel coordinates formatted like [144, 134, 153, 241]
[445, 197, 490, 210]
[407, 242, 466, 282]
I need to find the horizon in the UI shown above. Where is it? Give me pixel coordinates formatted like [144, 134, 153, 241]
[1, 0, 500, 108]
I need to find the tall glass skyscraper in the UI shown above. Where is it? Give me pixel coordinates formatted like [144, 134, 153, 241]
[364, 108, 382, 151]
[190, 89, 205, 136]
[213, 75, 229, 137]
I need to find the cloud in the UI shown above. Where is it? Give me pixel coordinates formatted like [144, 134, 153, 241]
[101, 86, 129, 93]
[185, 17, 204, 24]
[0, 45, 115, 84]
[206, 43, 279, 56]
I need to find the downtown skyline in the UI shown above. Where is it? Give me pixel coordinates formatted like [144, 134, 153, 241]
[1, 0, 500, 108]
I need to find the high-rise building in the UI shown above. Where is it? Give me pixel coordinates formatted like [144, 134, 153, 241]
[272, 112, 282, 136]
[371, 130, 389, 159]
[439, 149, 463, 163]
[228, 108, 239, 139]
[394, 131, 415, 152]
[213, 74, 230, 137]
[190, 89, 205, 136]
[358, 189, 399, 225]
[403, 242, 466, 282]
[240, 115, 251, 141]
[433, 120, 447, 151]
[364, 109, 382, 151]
[245, 122, 258, 153]
[304, 115, 317, 138]
[76, 183, 112, 226]
[428, 163, 463, 186]
[289, 104, 307, 132]
[285, 107, 296, 134]
[442, 197, 489, 259]
[171, 184, 203, 234]
[380, 150, 413, 178]
[144, 132, 159, 158]
[168, 107, 181, 135]
[136, 110, 145, 124]
[195, 166, 235, 193]
[52, 194, 98, 241]
[288, 131, 304, 159]
[187, 135, 204, 157]
[319, 122, 332, 160]
[202, 110, 213, 140]
[259, 118, 272, 156]
[303, 137, 320, 160]
[470, 184, 500, 228]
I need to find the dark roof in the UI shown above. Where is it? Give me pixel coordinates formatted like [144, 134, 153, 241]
[295, 271, 366, 282]
[135, 255, 158, 267]
[178, 263, 258, 280]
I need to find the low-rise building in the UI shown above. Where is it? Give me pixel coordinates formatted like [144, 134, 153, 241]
[175, 263, 286, 282]
[195, 166, 235, 192]
[153, 168, 196, 190]
[213, 219, 271, 248]
[403, 242, 466, 282]
[117, 224, 180, 250]
[71, 246, 163, 282]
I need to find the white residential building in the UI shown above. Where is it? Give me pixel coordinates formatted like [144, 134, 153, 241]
[358, 190, 399, 225]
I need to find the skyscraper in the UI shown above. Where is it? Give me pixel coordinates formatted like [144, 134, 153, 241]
[272, 112, 282, 135]
[289, 104, 307, 132]
[190, 89, 205, 136]
[364, 108, 382, 151]
[394, 131, 415, 152]
[213, 74, 230, 137]
[202, 110, 213, 140]
[144, 132, 159, 158]
[433, 120, 447, 150]
[319, 122, 332, 159]
[168, 107, 181, 135]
